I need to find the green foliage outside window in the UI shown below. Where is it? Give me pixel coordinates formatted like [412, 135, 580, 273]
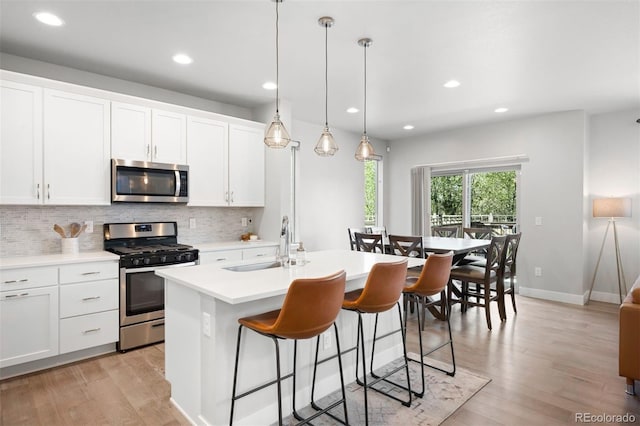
[364, 161, 377, 225]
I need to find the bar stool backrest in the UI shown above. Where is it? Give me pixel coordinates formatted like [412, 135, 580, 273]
[273, 270, 346, 339]
[353, 259, 408, 313]
[407, 252, 453, 297]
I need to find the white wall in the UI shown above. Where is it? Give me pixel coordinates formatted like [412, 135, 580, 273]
[292, 120, 386, 252]
[386, 111, 587, 303]
[586, 108, 640, 302]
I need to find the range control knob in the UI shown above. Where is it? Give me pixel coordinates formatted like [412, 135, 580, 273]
[132, 258, 141, 266]
[176, 254, 184, 262]
[143, 258, 151, 265]
[160, 255, 168, 263]
[184, 252, 193, 261]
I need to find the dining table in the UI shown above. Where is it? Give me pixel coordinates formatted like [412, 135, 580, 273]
[418, 236, 491, 320]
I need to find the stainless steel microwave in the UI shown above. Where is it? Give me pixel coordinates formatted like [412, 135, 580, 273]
[111, 159, 188, 203]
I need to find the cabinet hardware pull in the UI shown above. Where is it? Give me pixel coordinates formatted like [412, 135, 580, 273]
[256, 254, 264, 257]
[152, 322, 165, 328]
[230, 191, 234, 203]
[36, 183, 40, 199]
[47, 183, 51, 199]
[154, 145, 158, 158]
[19, 279, 28, 282]
[81, 272, 101, 276]
[225, 191, 229, 202]
[4, 293, 29, 299]
[82, 328, 101, 334]
[82, 296, 101, 301]
[3, 280, 17, 284]
[216, 258, 227, 261]
[147, 144, 150, 157]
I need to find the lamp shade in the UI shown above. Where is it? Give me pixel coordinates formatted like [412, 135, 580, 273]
[593, 197, 632, 218]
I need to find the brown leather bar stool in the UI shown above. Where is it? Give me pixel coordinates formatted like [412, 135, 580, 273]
[341, 258, 412, 425]
[402, 252, 455, 397]
[229, 270, 348, 426]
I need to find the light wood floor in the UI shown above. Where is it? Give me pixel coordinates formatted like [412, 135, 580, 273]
[1, 296, 638, 425]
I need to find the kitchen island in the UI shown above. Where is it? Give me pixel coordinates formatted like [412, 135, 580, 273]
[157, 249, 424, 425]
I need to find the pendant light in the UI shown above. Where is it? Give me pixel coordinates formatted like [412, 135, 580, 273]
[355, 37, 378, 161]
[264, 0, 291, 148]
[314, 16, 338, 156]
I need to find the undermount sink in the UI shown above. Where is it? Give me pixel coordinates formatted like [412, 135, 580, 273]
[223, 261, 282, 272]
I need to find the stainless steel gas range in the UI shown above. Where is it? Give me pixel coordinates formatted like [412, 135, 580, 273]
[104, 222, 199, 351]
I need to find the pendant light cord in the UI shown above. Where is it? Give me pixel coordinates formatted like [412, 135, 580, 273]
[275, 0, 280, 114]
[363, 43, 367, 136]
[324, 23, 329, 127]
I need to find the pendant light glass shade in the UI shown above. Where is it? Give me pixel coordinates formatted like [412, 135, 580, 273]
[355, 37, 378, 161]
[264, 0, 291, 148]
[315, 126, 338, 156]
[265, 112, 291, 148]
[354, 134, 375, 161]
[314, 16, 338, 156]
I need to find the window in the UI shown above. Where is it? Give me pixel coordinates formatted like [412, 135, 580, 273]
[364, 160, 382, 226]
[430, 167, 519, 235]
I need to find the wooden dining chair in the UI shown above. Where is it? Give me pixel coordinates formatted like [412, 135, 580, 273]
[432, 226, 458, 238]
[448, 235, 506, 330]
[498, 232, 522, 320]
[348, 227, 367, 250]
[461, 227, 493, 262]
[354, 232, 385, 253]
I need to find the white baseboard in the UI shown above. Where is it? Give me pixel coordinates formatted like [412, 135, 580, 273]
[519, 287, 622, 306]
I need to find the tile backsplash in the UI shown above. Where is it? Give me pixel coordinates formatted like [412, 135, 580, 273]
[0, 205, 259, 257]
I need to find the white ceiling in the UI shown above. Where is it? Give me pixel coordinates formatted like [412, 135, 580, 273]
[1, 0, 639, 141]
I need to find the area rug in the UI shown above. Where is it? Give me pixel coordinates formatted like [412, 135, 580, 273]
[282, 353, 490, 425]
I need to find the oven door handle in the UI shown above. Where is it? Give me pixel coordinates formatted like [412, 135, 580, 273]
[123, 261, 197, 274]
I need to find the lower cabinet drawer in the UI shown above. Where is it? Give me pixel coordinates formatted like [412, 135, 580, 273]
[60, 279, 118, 318]
[243, 246, 277, 259]
[199, 250, 243, 264]
[59, 310, 118, 354]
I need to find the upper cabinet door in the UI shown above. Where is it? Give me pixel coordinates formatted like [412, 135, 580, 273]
[111, 102, 152, 161]
[43, 89, 111, 205]
[151, 109, 186, 164]
[228, 123, 265, 207]
[0, 80, 43, 205]
[187, 116, 228, 206]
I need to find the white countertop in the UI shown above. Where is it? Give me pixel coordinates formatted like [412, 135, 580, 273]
[156, 249, 425, 305]
[194, 240, 277, 252]
[0, 251, 120, 269]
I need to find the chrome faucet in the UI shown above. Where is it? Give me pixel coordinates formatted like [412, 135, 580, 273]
[278, 215, 290, 266]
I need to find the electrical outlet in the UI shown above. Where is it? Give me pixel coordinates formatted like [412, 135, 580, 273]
[189, 218, 196, 229]
[202, 312, 211, 337]
[241, 217, 248, 227]
[323, 332, 331, 350]
[535, 216, 542, 226]
[534, 267, 542, 277]
[84, 220, 93, 233]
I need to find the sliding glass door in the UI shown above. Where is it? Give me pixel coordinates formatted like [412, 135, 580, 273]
[430, 167, 519, 235]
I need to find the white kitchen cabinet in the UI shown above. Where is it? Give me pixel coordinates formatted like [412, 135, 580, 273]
[187, 116, 228, 206]
[242, 246, 278, 260]
[198, 249, 243, 264]
[187, 118, 265, 207]
[0, 267, 59, 368]
[0, 81, 43, 205]
[58, 261, 119, 355]
[152, 109, 187, 164]
[112, 102, 186, 164]
[228, 123, 265, 206]
[111, 101, 152, 161]
[43, 89, 111, 205]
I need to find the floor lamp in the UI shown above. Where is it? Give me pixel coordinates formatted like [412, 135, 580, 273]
[587, 197, 632, 304]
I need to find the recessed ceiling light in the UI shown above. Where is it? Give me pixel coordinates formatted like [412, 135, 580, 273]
[346, 107, 359, 114]
[494, 107, 509, 113]
[262, 81, 277, 90]
[172, 54, 193, 65]
[443, 80, 460, 88]
[403, 125, 415, 130]
[33, 11, 64, 26]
